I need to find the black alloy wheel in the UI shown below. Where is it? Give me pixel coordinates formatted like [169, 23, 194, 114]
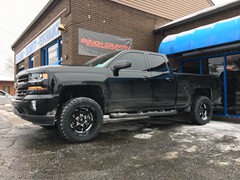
[190, 96, 213, 125]
[199, 102, 209, 121]
[69, 107, 94, 135]
[57, 97, 103, 143]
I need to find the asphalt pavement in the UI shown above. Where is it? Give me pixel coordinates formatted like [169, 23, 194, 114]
[0, 105, 240, 179]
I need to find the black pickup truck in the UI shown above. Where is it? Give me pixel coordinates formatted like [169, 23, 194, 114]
[12, 50, 221, 142]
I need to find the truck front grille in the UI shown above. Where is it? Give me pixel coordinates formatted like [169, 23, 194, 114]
[17, 74, 28, 83]
[16, 89, 28, 100]
[16, 74, 29, 100]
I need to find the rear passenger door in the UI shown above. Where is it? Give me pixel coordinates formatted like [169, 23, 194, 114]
[108, 52, 152, 111]
[148, 54, 177, 108]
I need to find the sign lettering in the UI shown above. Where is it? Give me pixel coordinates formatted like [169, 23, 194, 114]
[16, 19, 61, 64]
[78, 28, 132, 56]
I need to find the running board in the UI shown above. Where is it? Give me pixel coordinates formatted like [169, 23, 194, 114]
[109, 110, 178, 119]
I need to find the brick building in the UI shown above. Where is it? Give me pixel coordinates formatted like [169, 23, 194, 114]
[11, 0, 213, 73]
[0, 80, 14, 96]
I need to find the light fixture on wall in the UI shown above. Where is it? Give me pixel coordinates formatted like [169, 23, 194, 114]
[58, 24, 66, 32]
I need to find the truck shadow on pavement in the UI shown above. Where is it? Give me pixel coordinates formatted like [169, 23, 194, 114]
[20, 117, 188, 151]
[19, 114, 240, 151]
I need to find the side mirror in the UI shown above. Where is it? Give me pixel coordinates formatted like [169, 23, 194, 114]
[112, 60, 131, 76]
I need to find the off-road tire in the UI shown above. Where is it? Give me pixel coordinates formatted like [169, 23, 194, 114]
[57, 97, 103, 143]
[190, 96, 213, 125]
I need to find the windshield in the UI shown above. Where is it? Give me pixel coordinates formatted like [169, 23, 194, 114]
[84, 51, 121, 67]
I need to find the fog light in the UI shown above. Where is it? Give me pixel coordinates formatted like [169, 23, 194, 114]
[31, 100, 37, 111]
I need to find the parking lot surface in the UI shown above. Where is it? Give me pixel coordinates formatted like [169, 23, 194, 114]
[0, 105, 240, 179]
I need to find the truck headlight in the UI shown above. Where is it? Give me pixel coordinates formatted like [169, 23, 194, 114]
[29, 73, 48, 82]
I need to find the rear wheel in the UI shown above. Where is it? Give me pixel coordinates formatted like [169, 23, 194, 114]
[190, 96, 213, 125]
[57, 97, 103, 143]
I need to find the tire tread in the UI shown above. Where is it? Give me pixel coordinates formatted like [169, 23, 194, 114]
[190, 96, 213, 125]
[57, 97, 103, 143]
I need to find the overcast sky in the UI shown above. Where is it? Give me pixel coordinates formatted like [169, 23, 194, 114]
[0, 0, 236, 81]
[0, 0, 49, 80]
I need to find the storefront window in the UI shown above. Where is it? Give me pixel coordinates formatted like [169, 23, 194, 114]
[209, 57, 224, 77]
[29, 55, 34, 68]
[226, 55, 240, 115]
[17, 61, 25, 73]
[48, 43, 58, 65]
[41, 38, 62, 66]
[3, 86, 10, 94]
[182, 60, 200, 74]
[182, 59, 209, 75]
[209, 55, 240, 115]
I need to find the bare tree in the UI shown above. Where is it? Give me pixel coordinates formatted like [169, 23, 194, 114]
[3, 56, 14, 79]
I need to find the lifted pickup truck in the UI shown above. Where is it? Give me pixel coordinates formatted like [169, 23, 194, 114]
[12, 50, 221, 142]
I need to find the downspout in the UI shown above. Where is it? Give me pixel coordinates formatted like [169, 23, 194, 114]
[65, 0, 71, 17]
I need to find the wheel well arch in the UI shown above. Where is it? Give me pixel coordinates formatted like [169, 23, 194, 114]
[58, 85, 105, 112]
[193, 88, 212, 100]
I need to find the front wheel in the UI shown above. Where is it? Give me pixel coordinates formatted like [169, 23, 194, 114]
[190, 96, 213, 125]
[57, 97, 103, 143]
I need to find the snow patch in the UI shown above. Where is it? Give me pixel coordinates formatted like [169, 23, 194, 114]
[134, 133, 152, 139]
[235, 158, 240, 164]
[163, 152, 178, 160]
[218, 161, 231, 166]
[217, 144, 240, 152]
[134, 129, 155, 139]
[185, 145, 197, 153]
[171, 121, 240, 142]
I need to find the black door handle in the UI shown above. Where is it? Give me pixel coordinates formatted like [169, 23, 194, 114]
[166, 78, 173, 82]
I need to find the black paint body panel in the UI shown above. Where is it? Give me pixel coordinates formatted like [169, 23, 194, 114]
[12, 50, 221, 125]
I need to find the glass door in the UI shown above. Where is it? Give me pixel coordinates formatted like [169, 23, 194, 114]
[225, 54, 240, 115]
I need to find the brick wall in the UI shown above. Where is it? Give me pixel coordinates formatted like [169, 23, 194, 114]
[13, 0, 240, 72]
[13, 0, 169, 70]
[63, 0, 169, 65]
[0, 81, 14, 96]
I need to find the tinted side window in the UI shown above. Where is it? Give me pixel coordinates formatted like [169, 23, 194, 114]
[117, 52, 147, 71]
[149, 54, 169, 72]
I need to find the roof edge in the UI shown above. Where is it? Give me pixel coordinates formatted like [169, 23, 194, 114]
[207, 0, 215, 6]
[11, 0, 60, 49]
[154, 0, 240, 34]
[0, 76, 14, 81]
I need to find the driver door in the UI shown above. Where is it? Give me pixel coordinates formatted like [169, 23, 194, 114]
[108, 52, 152, 111]
[148, 53, 176, 108]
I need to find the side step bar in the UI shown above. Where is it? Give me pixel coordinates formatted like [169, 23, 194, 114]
[109, 110, 178, 119]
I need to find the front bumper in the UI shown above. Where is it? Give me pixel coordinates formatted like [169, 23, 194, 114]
[12, 94, 59, 126]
